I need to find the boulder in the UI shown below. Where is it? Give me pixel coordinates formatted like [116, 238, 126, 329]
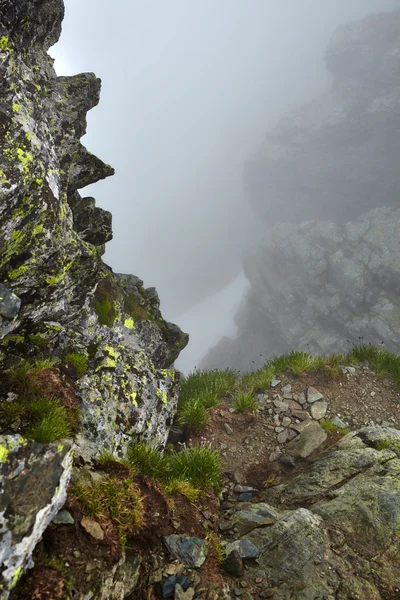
[0, 435, 73, 598]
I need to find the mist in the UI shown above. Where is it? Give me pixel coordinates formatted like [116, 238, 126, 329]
[51, 0, 400, 373]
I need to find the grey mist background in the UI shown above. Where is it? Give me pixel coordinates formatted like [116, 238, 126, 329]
[52, 0, 400, 372]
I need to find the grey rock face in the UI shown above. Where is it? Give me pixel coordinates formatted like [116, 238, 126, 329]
[0, 435, 73, 598]
[203, 206, 400, 372]
[68, 193, 113, 246]
[226, 427, 400, 598]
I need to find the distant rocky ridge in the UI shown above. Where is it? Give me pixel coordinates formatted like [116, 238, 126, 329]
[202, 10, 400, 372]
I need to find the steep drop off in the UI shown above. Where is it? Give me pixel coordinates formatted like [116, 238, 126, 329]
[202, 10, 400, 372]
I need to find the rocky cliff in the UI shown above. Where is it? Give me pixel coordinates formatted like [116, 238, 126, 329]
[0, 0, 188, 596]
[201, 10, 400, 372]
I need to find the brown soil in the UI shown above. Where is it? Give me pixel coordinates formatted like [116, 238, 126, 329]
[37, 367, 78, 409]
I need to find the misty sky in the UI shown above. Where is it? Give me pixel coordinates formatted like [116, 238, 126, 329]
[52, 0, 399, 372]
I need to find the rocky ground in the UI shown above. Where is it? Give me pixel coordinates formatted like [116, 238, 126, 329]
[15, 362, 400, 600]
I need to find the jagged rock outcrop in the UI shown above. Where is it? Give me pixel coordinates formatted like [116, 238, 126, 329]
[0, 0, 188, 594]
[202, 10, 400, 372]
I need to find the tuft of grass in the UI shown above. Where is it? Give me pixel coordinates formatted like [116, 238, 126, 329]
[126, 441, 222, 493]
[232, 391, 258, 413]
[65, 353, 88, 378]
[74, 476, 145, 547]
[240, 365, 275, 393]
[163, 479, 200, 502]
[6, 357, 58, 397]
[179, 369, 238, 406]
[97, 450, 119, 467]
[176, 369, 237, 433]
[347, 345, 400, 388]
[93, 296, 116, 327]
[206, 532, 226, 565]
[283, 350, 323, 375]
[127, 441, 169, 479]
[27, 397, 74, 443]
[168, 445, 221, 491]
[320, 418, 350, 436]
[177, 401, 209, 432]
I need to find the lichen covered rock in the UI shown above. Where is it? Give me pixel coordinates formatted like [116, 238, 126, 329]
[0, 435, 73, 598]
[0, 0, 188, 456]
[0, 1, 188, 591]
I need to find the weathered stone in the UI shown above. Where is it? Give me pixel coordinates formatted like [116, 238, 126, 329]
[0, 285, 21, 320]
[68, 194, 113, 246]
[284, 421, 327, 458]
[0, 435, 73, 597]
[223, 550, 244, 577]
[332, 415, 347, 429]
[246, 509, 328, 589]
[164, 535, 209, 568]
[52, 510, 74, 525]
[224, 423, 234, 435]
[81, 516, 104, 541]
[306, 387, 324, 404]
[225, 539, 259, 559]
[238, 492, 253, 502]
[273, 400, 289, 413]
[291, 409, 311, 421]
[229, 503, 279, 536]
[310, 401, 328, 420]
[174, 583, 195, 600]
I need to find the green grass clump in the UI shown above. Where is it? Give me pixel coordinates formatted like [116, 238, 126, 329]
[232, 391, 258, 413]
[206, 532, 226, 565]
[347, 345, 400, 388]
[126, 441, 222, 493]
[177, 401, 209, 432]
[74, 476, 145, 547]
[93, 296, 116, 327]
[27, 397, 77, 443]
[1, 357, 79, 443]
[320, 418, 350, 436]
[176, 369, 238, 432]
[179, 369, 238, 405]
[240, 364, 275, 393]
[65, 352, 88, 378]
[6, 357, 59, 397]
[167, 445, 221, 491]
[127, 441, 169, 479]
[163, 479, 200, 502]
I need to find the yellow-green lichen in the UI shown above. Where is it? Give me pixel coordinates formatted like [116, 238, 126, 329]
[156, 388, 168, 404]
[0, 445, 9, 463]
[124, 317, 135, 329]
[11, 566, 23, 589]
[8, 264, 29, 280]
[0, 36, 11, 51]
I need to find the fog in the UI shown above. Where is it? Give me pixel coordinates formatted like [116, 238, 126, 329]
[52, 0, 400, 373]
